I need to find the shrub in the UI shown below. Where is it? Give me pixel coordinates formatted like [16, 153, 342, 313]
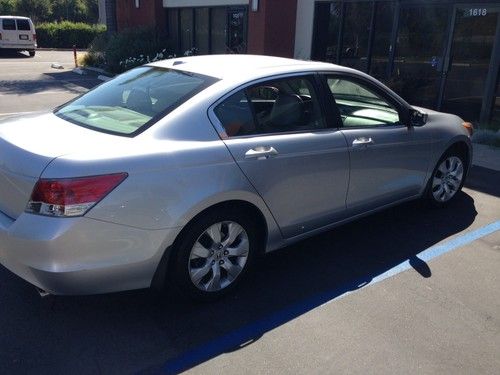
[36, 21, 106, 49]
[103, 27, 173, 73]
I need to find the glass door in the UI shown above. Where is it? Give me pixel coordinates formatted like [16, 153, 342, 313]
[391, 4, 451, 109]
[440, 4, 500, 123]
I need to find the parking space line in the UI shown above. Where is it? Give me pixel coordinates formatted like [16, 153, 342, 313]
[161, 220, 500, 374]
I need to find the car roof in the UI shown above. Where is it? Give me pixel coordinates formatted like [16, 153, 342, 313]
[148, 54, 351, 81]
[0, 16, 32, 20]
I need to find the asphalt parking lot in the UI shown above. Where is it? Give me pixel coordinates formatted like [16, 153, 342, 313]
[0, 51, 499, 375]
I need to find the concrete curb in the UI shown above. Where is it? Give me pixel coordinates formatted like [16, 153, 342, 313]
[472, 143, 500, 171]
[37, 48, 87, 52]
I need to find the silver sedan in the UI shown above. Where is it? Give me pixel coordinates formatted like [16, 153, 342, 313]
[0, 55, 472, 300]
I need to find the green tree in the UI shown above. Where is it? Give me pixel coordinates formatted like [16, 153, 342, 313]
[51, 0, 98, 23]
[0, 0, 18, 14]
[15, 0, 52, 22]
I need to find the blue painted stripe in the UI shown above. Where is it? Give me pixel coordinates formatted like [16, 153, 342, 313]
[161, 220, 500, 374]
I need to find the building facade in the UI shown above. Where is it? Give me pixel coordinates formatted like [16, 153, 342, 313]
[113, 0, 500, 128]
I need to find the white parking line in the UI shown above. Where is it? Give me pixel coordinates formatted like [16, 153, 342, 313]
[0, 111, 40, 117]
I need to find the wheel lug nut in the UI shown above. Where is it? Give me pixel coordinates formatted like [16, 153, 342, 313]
[219, 260, 224, 265]
[223, 250, 229, 256]
[210, 250, 214, 255]
[211, 260, 215, 265]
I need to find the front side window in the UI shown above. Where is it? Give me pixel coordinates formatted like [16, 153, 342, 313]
[215, 76, 325, 137]
[2, 19, 16, 30]
[55, 67, 217, 136]
[327, 77, 400, 127]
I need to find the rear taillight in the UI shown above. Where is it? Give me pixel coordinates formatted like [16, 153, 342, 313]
[33, 33, 36, 41]
[26, 173, 128, 217]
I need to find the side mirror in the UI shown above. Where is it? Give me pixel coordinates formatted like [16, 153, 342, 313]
[409, 109, 428, 127]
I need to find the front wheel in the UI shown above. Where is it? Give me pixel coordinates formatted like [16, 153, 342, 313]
[425, 152, 466, 207]
[170, 208, 258, 301]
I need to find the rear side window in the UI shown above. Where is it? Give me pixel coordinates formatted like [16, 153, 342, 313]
[16, 19, 31, 31]
[2, 19, 16, 30]
[215, 76, 325, 137]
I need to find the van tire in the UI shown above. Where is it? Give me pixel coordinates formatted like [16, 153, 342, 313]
[28, 50, 35, 57]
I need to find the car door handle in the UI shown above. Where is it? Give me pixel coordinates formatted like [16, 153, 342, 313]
[244, 146, 278, 160]
[352, 137, 374, 147]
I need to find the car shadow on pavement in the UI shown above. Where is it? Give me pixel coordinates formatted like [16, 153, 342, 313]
[0, 50, 31, 59]
[0, 191, 478, 374]
[465, 165, 500, 198]
[0, 71, 99, 97]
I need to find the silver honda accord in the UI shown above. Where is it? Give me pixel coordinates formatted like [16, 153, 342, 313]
[0, 55, 472, 300]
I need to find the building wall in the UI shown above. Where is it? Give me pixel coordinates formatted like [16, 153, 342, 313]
[248, 0, 298, 58]
[116, 0, 165, 31]
[294, 0, 315, 60]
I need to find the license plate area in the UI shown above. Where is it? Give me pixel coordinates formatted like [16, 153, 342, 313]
[19, 35, 29, 40]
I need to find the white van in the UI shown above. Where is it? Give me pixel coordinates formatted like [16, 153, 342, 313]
[0, 16, 37, 57]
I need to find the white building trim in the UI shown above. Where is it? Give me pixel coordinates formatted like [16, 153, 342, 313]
[163, 0, 248, 7]
[294, 0, 316, 60]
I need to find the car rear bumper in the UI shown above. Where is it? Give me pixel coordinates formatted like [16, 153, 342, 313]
[0, 43, 36, 50]
[0, 211, 180, 295]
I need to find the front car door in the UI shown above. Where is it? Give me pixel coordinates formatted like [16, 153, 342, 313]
[209, 74, 349, 238]
[321, 74, 434, 214]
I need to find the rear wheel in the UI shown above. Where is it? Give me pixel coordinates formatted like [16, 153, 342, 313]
[171, 208, 258, 301]
[28, 50, 35, 57]
[425, 152, 466, 207]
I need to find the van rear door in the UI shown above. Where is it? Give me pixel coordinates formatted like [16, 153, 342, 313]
[0, 18, 18, 46]
[15, 18, 34, 46]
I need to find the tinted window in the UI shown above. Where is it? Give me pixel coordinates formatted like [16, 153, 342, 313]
[327, 77, 399, 127]
[16, 19, 31, 31]
[215, 76, 325, 137]
[2, 19, 16, 30]
[56, 67, 217, 136]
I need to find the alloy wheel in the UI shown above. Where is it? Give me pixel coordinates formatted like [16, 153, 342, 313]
[188, 221, 249, 292]
[431, 156, 464, 202]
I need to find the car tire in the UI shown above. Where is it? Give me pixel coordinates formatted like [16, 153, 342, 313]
[170, 207, 258, 301]
[28, 50, 35, 57]
[424, 150, 466, 207]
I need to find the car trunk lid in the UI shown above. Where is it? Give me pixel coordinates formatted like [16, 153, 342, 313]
[0, 113, 117, 218]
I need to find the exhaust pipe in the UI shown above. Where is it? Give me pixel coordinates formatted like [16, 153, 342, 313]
[35, 287, 51, 298]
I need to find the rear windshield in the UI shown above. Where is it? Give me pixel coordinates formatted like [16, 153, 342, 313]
[55, 67, 217, 136]
[16, 19, 31, 31]
[2, 19, 16, 30]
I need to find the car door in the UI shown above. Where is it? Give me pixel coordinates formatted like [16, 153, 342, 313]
[210, 74, 350, 238]
[322, 74, 434, 214]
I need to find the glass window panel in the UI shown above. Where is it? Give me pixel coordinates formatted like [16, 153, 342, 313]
[327, 77, 400, 127]
[312, 2, 342, 62]
[195, 8, 210, 55]
[180, 8, 194, 52]
[211, 7, 227, 53]
[227, 7, 247, 53]
[167, 9, 179, 53]
[2, 19, 16, 30]
[391, 5, 450, 109]
[442, 5, 500, 123]
[490, 75, 500, 130]
[370, 1, 395, 80]
[16, 19, 31, 31]
[340, 2, 372, 72]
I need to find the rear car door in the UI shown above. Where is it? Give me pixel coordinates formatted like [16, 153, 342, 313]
[210, 74, 350, 238]
[321, 74, 434, 213]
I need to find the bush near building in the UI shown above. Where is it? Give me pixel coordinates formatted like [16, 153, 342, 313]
[36, 21, 105, 48]
[82, 27, 176, 73]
